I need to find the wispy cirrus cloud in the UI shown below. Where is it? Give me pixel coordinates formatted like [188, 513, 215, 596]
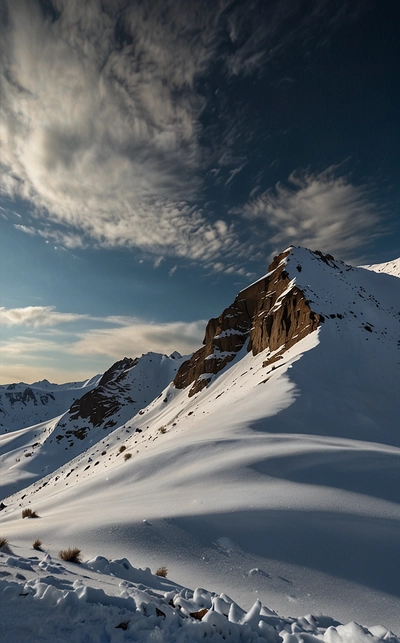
[0, 0, 366, 267]
[234, 167, 382, 261]
[0, 0, 231, 261]
[223, 0, 364, 76]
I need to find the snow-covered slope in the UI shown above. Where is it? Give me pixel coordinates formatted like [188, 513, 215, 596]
[361, 257, 400, 278]
[0, 375, 102, 434]
[1, 247, 399, 635]
[0, 352, 185, 498]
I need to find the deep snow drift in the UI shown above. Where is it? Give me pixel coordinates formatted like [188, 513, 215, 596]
[1, 542, 398, 642]
[1, 247, 399, 639]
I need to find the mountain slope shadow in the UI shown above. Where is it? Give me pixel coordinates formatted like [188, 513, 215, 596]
[168, 509, 400, 598]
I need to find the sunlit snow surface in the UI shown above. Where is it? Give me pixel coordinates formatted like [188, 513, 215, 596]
[361, 257, 400, 278]
[1, 247, 399, 638]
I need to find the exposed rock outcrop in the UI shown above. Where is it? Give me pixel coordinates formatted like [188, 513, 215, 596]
[98, 357, 139, 387]
[4, 387, 56, 407]
[174, 248, 323, 396]
[67, 357, 137, 431]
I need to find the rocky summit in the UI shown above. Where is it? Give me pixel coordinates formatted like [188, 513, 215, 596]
[174, 248, 324, 395]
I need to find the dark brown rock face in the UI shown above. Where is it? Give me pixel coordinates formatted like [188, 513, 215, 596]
[67, 357, 137, 431]
[98, 357, 139, 387]
[173, 249, 322, 396]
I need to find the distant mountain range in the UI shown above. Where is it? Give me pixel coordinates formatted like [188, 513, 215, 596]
[1, 246, 399, 630]
[0, 374, 102, 434]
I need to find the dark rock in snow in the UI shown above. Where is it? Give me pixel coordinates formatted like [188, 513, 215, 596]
[174, 248, 322, 396]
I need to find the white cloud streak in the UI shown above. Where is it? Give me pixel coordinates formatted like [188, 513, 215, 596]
[69, 321, 206, 359]
[0, 306, 162, 330]
[0, 0, 365, 267]
[0, 318, 206, 383]
[0, 306, 89, 328]
[235, 168, 381, 260]
[0, 304, 205, 362]
[0, 0, 238, 262]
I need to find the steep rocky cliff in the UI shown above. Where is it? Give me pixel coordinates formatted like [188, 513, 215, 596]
[174, 247, 323, 396]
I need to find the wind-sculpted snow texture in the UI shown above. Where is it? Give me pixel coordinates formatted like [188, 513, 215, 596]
[0, 546, 398, 642]
[0, 247, 399, 636]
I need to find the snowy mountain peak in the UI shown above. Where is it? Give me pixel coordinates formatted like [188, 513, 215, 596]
[174, 247, 328, 396]
[66, 351, 184, 434]
[175, 246, 400, 398]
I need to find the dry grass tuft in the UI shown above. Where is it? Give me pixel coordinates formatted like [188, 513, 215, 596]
[118, 445, 126, 453]
[32, 539, 42, 551]
[59, 547, 82, 563]
[124, 452, 132, 461]
[0, 537, 13, 554]
[158, 426, 167, 434]
[22, 508, 39, 518]
[155, 565, 168, 577]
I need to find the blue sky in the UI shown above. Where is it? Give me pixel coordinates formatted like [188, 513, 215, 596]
[1, 0, 399, 384]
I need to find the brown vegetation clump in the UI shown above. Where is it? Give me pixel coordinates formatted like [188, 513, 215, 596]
[22, 508, 39, 518]
[118, 445, 126, 453]
[155, 566, 168, 577]
[0, 537, 13, 553]
[59, 547, 82, 563]
[32, 539, 42, 551]
[124, 452, 132, 461]
[190, 608, 209, 620]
